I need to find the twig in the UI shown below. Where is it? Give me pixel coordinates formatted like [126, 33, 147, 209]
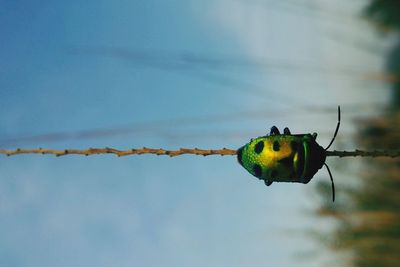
[326, 150, 400, 158]
[0, 147, 238, 157]
[1, 148, 399, 158]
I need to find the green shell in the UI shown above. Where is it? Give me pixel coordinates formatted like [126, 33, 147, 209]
[237, 133, 326, 185]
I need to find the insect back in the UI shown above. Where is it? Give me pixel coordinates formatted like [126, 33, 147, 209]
[237, 126, 326, 186]
[237, 106, 341, 202]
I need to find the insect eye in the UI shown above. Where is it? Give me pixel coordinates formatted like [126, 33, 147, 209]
[270, 170, 278, 179]
[272, 141, 280, 151]
[254, 141, 264, 154]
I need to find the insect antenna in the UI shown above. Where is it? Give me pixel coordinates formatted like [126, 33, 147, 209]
[325, 105, 341, 150]
[324, 163, 335, 202]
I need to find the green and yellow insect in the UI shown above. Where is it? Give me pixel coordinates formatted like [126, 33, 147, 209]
[237, 106, 341, 202]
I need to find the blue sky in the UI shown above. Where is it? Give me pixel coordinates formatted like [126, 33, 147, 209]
[0, 1, 391, 266]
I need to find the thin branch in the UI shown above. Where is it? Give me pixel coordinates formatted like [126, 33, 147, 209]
[326, 150, 400, 158]
[2, 148, 400, 158]
[0, 147, 238, 157]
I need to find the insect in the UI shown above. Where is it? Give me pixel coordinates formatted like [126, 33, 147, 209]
[5, 105, 399, 202]
[237, 106, 341, 202]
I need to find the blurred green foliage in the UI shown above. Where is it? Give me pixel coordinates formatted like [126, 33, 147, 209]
[315, 1, 400, 266]
[364, 0, 400, 108]
[364, 0, 400, 32]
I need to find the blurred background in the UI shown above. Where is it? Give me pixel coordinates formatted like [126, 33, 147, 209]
[0, 0, 399, 266]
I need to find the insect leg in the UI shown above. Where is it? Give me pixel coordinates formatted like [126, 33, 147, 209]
[270, 126, 280, 135]
[264, 180, 273, 186]
[312, 133, 317, 140]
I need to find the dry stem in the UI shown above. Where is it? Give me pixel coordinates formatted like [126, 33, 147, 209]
[0, 147, 238, 157]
